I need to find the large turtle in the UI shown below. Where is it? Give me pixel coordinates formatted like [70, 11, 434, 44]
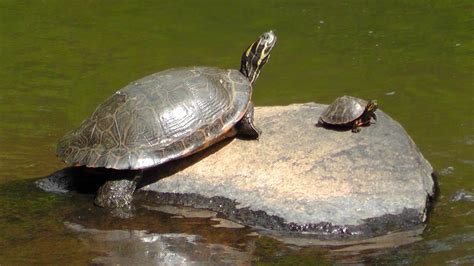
[319, 95, 378, 133]
[57, 31, 277, 208]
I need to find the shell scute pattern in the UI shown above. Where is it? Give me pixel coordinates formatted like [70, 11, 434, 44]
[192, 78, 232, 122]
[183, 130, 207, 148]
[162, 87, 201, 138]
[204, 118, 225, 139]
[57, 67, 251, 169]
[321, 96, 367, 125]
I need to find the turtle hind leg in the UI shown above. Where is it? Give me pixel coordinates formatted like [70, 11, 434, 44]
[351, 125, 362, 133]
[351, 120, 363, 133]
[235, 102, 261, 140]
[94, 171, 142, 209]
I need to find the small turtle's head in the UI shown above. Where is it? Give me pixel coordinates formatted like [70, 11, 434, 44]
[240, 30, 277, 85]
[367, 100, 378, 113]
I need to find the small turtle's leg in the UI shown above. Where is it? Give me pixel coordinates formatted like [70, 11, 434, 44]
[351, 120, 362, 133]
[94, 170, 142, 209]
[316, 118, 325, 128]
[370, 112, 377, 123]
[235, 102, 261, 139]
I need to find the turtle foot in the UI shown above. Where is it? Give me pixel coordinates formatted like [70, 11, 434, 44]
[351, 126, 362, 133]
[94, 179, 138, 209]
[236, 102, 261, 140]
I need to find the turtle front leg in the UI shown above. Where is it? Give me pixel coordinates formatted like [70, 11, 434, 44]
[235, 102, 261, 139]
[316, 118, 325, 128]
[370, 112, 377, 123]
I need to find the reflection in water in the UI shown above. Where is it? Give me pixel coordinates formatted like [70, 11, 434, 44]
[1, 177, 472, 264]
[258, 226, 426, 264]
[65, 222, 253, 265]
[64, 202, 430, 264]
[451, 189, 474, 202]
[269, 226, 424, 251]
[144, 205, 246, 228]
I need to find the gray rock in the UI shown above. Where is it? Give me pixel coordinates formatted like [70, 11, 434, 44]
[141, 103, 435, 236]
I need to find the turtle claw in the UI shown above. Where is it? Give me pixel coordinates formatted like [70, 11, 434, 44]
[237, 122, 261, 139]
[371, 112, 377, 122]
[236, 102, 260, 140]
[351, 126, 362, 133]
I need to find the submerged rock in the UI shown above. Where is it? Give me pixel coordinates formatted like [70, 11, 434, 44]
[140, 103, 435, 237]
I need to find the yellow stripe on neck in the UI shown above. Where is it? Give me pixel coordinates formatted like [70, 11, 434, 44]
[257, 42, 268, 68]
[245, 43, 254, 57]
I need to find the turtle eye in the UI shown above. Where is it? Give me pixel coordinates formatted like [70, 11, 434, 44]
[261, 30, 276, 46]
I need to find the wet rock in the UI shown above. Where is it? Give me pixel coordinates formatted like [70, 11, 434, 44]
[210, 218, 245, 229]
[36, 167, 107, 194]
[269, 226, 425, 250]
[144, 205, 218, 218]
[35, 168, 79, 194]
[141, 103, 435, 237]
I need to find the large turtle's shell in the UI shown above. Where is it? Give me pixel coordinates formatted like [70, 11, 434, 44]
[320, 95, 367, 125]
[57, 67, 252, 170]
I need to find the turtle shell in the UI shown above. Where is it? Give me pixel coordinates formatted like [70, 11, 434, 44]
[57, 67, 252, 170]
[320, 95, 368, 125]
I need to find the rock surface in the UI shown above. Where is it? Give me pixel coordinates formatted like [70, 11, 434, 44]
[139, 103, 435, 237]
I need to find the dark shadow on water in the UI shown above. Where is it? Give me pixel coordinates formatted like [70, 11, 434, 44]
[422, 173, 440, 227]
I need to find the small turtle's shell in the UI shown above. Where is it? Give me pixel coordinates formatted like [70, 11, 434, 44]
[57, 67, 252, 170]
[320, 95, 367, 125]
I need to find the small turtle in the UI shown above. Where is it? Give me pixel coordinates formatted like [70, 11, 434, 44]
[319, 95, 378, 133]
[57, 31, 277, 208]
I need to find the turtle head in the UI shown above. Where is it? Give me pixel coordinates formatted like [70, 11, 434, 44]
[240, 30, 277, 85]
[365, 100, 378, 122]
[366, 100, 378, 113]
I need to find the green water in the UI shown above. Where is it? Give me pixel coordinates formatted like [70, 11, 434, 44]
[0, 0, 472, 264]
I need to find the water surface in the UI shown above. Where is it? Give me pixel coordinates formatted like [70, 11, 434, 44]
[0, 0, 472, 264]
